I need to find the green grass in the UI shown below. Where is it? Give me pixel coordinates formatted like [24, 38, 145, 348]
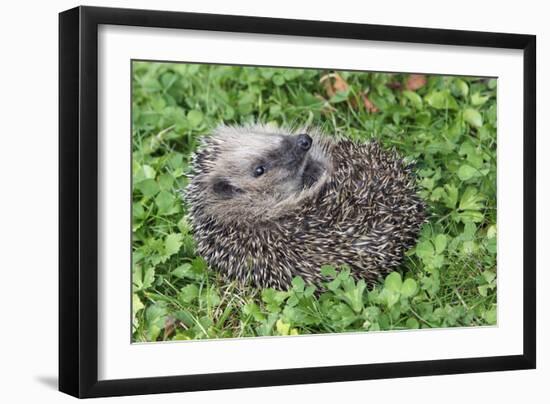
[131, 61, 497, 342]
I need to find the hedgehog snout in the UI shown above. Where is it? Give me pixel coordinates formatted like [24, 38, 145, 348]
[296, 133, 312, 151]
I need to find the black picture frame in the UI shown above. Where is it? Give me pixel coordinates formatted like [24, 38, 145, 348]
[59, 5, 536, 398]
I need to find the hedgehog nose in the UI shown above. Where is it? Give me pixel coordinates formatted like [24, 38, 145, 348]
[297, 134, 312, 151]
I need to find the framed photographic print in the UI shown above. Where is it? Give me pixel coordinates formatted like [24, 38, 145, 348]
[59, 5, 536, 398]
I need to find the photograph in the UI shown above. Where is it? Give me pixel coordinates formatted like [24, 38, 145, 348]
[0, 0, 542, 400]
[55, 4, 537, 399]
[131, 61, 498, 343]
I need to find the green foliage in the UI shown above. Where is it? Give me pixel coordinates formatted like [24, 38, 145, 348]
[131, 62, 497, 342]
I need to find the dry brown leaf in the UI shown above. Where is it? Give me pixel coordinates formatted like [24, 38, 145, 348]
[387, 81, 402, 90]
[320, 73, 349, 98]
[333, 75, 348, 93]
[363, 93, 379, 113]
[163, 316, 176, 340]
[386, 81, 403, 90]
[406, 74, 427, 91]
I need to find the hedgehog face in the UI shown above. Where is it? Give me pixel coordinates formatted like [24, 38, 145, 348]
[191, 127, 330, 224]
[211, 132, 314, 197]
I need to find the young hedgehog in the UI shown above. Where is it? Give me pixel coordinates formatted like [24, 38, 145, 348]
[184, 124, 426, 290]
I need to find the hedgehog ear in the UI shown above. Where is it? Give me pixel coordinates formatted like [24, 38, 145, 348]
[212, 177, 243, 199]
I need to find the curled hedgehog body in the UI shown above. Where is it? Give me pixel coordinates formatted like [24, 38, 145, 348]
[185, 124, 426, 289]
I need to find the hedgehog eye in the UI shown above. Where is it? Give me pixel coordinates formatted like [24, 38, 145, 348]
[253, 165, 265, 177]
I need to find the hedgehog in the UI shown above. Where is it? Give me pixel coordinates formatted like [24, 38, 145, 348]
[184, 124, 426, 290]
